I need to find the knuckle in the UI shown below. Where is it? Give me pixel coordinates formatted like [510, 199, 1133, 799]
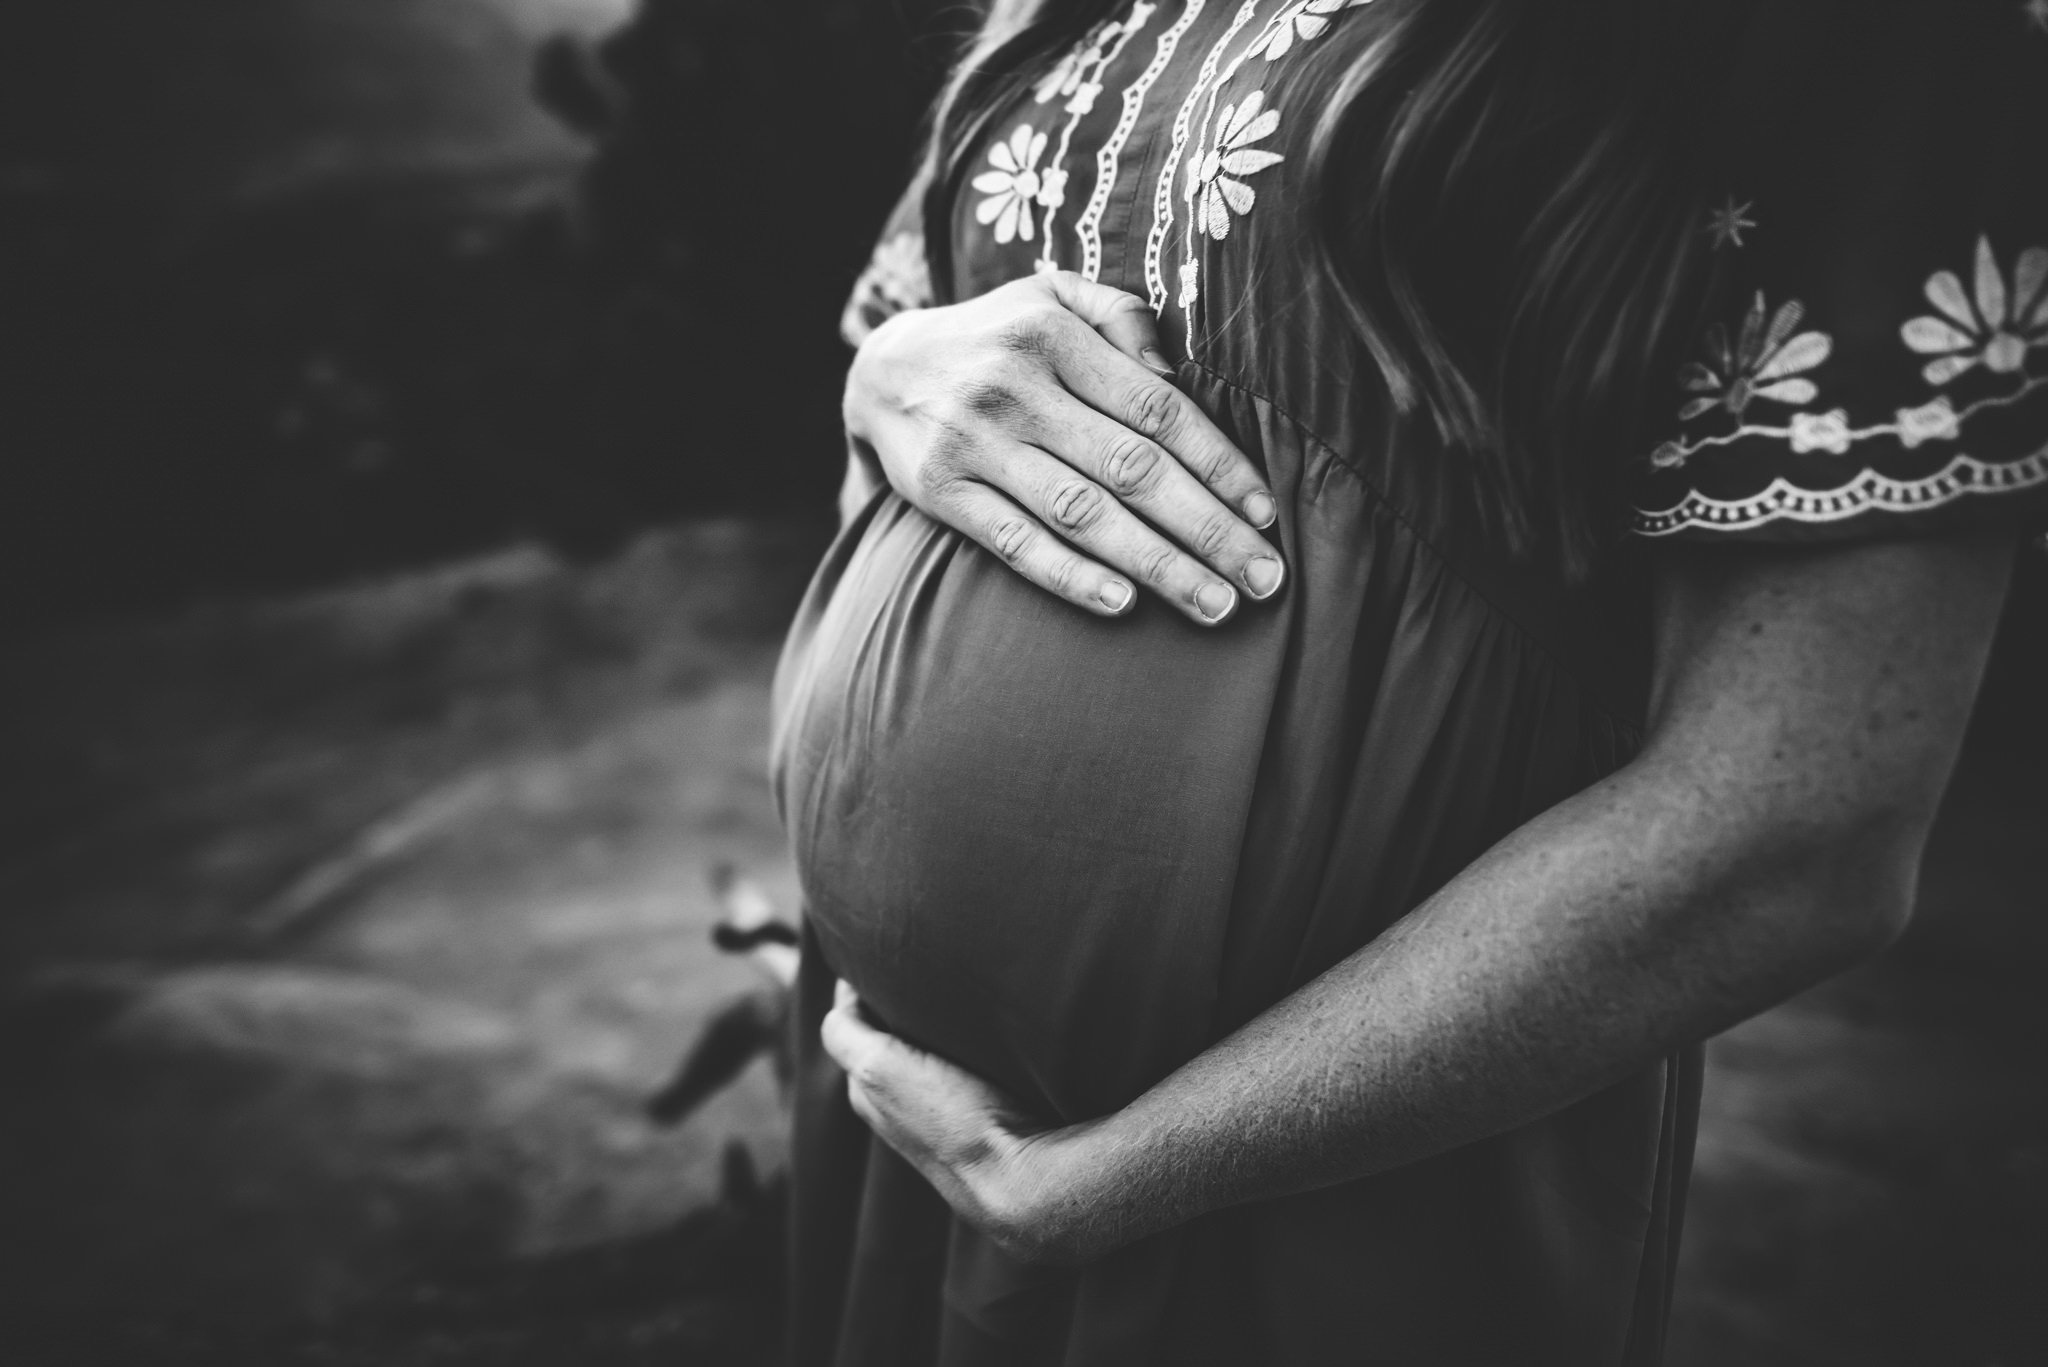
[958, 376, 1026, 421]
[919, 431, 977, 494]
[1190, 509, 1237, 560]
[996, 307, 1065, 359]
[1194, 445, 1235, 487]
[1106, 292, 1151, 322]
[1123, 383, 1182, 442]
[917, 469, 963, 511]
[1135, 542, 1180, 587]
[988, 518, 1036, 566]
[1047, 480, 1106, 533]
[1098, 435, 1163, 497]
[1042, 554, 1083, 599]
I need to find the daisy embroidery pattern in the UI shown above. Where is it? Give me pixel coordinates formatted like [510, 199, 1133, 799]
[1902, 236, 2048, 385]
[1178, 89, 1285, 308]
[973, 125, 1059, 245]
[1650, 293, 1831, 466]
[1636, 237, 2048, 534]
[1249, 0, 1374, 60]
[1187, 90, 1284, 242]
[1149, 0, 1374, 315]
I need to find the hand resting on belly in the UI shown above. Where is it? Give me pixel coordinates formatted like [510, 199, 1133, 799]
[843, 270, 1287, 625]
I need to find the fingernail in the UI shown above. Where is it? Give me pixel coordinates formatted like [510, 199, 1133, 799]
[1242, 556, 1283, 599]
[1098, 580, 1133, 613]
[1245, 492, 1277, 529]
[1195, 582, 1236, 622]
[1141, 346, 1175, 377]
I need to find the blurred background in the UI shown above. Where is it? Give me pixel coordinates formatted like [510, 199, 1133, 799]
[0, 2, 2041, 1364]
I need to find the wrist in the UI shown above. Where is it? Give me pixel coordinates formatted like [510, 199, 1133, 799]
[997, 1114, 1153, 1265]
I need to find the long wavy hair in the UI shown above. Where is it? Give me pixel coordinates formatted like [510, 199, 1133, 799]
[918, 0, 1753, 575]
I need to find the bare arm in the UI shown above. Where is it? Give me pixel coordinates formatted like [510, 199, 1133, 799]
[823, 532, 2016, 1262]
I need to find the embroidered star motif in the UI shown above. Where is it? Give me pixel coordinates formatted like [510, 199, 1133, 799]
[2025, 0, 2048, 34]
[1704, 198, 1758, 250]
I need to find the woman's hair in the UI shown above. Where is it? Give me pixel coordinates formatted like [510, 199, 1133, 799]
[919, 0, 1750, 575]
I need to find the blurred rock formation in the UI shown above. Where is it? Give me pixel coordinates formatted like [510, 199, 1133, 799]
[0, 0, 953, 626]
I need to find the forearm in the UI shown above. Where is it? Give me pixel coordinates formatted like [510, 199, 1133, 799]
[822, 534, 2012, 1268]
[1024, 536, 2012, 1257]
[1046, 761, 1913, 1252]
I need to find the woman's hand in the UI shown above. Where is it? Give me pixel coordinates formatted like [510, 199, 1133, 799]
[845, 270, 1285, 626]
[821, 980, 1115, 1265]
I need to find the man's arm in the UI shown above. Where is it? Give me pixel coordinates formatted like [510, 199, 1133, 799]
[824, 532, 2016, 1263]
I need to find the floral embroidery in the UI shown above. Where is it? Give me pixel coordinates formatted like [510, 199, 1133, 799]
[1676, 293, 1831, 423]
[1249, 0, 1372, 60]
[1637, 238, 2048, 533]
[1149, 0, 1372, 316]
[1704, 197, 1757, 250]
[1036, 33, 1102, 106]
[1147, 0, 1265, 312]
[1788, 409, 1853, 455]
[1895, 397, 1961, 449]
[1901, 236, 2048, 385]
[973, 125, 1057, 245]
[1187, 90, 1285, 241]
[1633, 443, 2048, 535]
[1077, 0, 1205, 282]
[1032, 4, 1158, 269]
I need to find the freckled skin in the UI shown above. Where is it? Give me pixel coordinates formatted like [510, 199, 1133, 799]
[826, 534, 2018, 1265]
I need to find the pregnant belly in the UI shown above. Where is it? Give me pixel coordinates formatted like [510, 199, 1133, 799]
[771, 496, 1277, 1119]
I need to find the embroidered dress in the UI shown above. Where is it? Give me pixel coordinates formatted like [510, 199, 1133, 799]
[778, 4, 2047, 1364]
[1630, 5, 2048, 538]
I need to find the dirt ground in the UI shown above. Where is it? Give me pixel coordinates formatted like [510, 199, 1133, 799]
[1, 519, 2041, 1366]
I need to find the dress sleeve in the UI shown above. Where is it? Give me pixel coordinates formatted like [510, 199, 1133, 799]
[1627, 0, 2048, 544]
[839, 168, 937, 349]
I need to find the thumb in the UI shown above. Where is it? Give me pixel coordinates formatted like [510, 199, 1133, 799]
[1039, 268, 1176, 379]
[820, 980, 890, 1077]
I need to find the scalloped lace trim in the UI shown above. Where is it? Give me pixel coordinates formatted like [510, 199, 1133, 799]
[1630, 440, 2048, 535]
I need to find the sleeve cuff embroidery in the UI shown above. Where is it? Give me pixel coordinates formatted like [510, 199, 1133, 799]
[1633, 235, 2048, 536]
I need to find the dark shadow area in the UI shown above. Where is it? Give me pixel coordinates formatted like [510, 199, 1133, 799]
[10, 1165, 786, 1367]
[0, 0, 951, 628]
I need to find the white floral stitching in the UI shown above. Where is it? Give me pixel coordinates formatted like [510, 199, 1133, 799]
[1155, 0, 1369, 331]
[1901, 237, 2048, 385]
[1033, 7, 1157, 268]
[1632, 441, 2048, 535]
[1704, 197, 1757, 250]
[1077, 0, 1204, 282]
[972, 124, 1054, 245]
[1145, 0, 1265, 313]
[1636, 237, 2048, 534]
